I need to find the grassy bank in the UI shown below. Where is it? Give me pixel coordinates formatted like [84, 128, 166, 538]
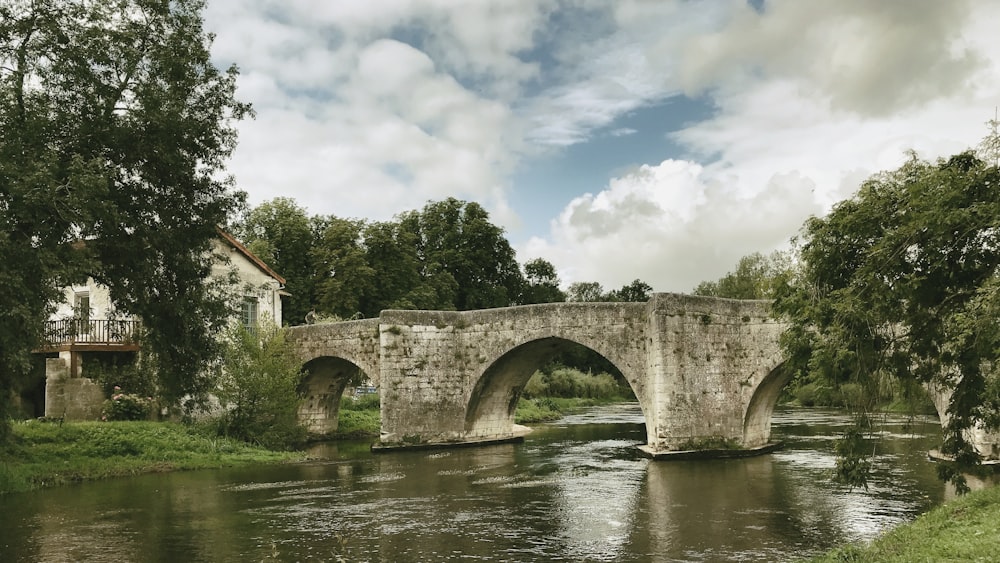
[808, 484, 1000, 562]
[0, 420, 304, 495]
[515, 396, 625, 423]
[332, 393, 381, 438]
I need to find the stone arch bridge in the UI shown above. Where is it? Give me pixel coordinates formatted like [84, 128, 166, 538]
[289, 293, 797, 456]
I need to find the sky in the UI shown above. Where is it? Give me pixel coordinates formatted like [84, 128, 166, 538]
[202, 0, 1000, 293]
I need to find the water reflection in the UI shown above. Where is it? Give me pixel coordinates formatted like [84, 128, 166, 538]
[0, 405, 977, 562]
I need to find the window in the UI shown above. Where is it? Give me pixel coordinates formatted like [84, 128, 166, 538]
[241, 297, 258, 330]
[74, 292, 91, 335]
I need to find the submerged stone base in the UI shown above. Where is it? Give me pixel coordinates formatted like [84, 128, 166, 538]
[637, 441, 783, 460]
[372, 424, 532, 453]
[927, 449, 1000, 466]
[372, 434, 525, 453]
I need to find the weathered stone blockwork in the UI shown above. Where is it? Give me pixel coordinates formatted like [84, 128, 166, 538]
[44, 358, 106, 420]
[288, 294, 790, 454]
[287, 318, 380, 434]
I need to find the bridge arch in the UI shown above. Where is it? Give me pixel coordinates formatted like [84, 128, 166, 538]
[298, 355, 371, 435]
[742, 361, 793, 448]
[287, 318, 382, 434]
[464, 334, 647, 441]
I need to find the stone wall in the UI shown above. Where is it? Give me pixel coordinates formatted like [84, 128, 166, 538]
[643, 293, 786, 450]
[288, 294, 788, 453]
[287, 318, 381, 434]
[44, 358, 105, 420]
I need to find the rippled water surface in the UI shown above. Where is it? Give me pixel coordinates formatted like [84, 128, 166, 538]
[0, 406, 956, 561]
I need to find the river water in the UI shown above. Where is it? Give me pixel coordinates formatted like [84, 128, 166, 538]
[0, 405, 956, 562]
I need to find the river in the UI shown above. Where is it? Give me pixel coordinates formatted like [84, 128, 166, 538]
[0, 405, 958, 562]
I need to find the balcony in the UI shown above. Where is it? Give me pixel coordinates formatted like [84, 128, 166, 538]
[39, 319, 141, 352]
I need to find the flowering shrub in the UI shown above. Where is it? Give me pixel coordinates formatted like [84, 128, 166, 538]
[102, 386, 154, 421]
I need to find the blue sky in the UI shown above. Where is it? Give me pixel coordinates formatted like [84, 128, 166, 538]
[204, 0, 1000, 292]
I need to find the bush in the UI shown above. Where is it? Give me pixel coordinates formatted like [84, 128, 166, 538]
[215, 320, 306, 449]
[102, 388, 153, 421]
[340, 392, 380, 412]
[525, 367, 632, 400]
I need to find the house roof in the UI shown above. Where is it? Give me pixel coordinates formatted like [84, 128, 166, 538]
[216, 227, 287, 286]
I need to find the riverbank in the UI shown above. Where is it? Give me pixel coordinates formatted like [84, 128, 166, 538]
[808, 483, 1000, 561]
[515, 396, 628, 423]
[0, 420, 305, 495]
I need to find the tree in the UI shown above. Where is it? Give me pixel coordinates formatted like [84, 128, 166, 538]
[608, 279, 653, 302]
[311, 217, 374, 319]
[693, 251, 792, 299]
[234, 198, 319, 325]
[399, 198, 523, 310]
[216, 320, 305, 448]
[0, 0, 249, 426]
[520, 258, 566, 304]
[567, 282, 605, 302]
[774, 151, 1000, 490]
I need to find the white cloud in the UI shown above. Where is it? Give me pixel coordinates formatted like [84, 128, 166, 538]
[677, 0, 983, 116]
[522, 159, 822, 292]
[521, 0, 1000, 291]
[204, 0, 550, 225]
[204, 0, 1000, 295]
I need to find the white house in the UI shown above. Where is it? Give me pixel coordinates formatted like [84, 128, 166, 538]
[35, 228, 287, 420]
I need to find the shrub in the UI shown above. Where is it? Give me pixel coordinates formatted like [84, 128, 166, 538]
[340, 392, 380, 412]
[102, 388, 153, 421]
[215, 320, 306, 449]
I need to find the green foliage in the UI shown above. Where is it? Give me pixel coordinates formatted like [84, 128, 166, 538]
[809, 479, 1000, 562]
[102, 389, 154, 421]
[0, 420, 302, 494]
[216, 321, 306, 449]
[567, 281, 605, 302]
[0, 0, 250, 433]
[399, 198, 524, 311]
[233, 198, 320, 325]
[82, 353, 157, 398]
[340, 392, 380, 412]
[832, 418, 874, 490]
[775, 150, 1000, 488]
[567, 279, 653, 302]
[606, 279, 653, 302]
[520, 258, 566, 304]
[693, 250, 793, 299]
[332, 393, 381, 437]
[521, 367, 633, 400]
[514, 397, 563, 423]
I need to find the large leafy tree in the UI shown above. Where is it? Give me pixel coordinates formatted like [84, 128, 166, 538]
[607, 279, 653, 302]
[774, 151, 1000, 490]
[520, 258, 565, 304]
[359, 220, 440, 314]
[311, 217, 374, 319]
[234, 198, 319, 325]
[400, 198, 523, 310]
[0, 0, 249, 425]
[694, 251, 793, 299]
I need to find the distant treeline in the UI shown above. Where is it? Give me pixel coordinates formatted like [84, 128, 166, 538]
[232, 197, 653, 325]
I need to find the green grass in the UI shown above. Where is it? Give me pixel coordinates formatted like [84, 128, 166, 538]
[0, 420, 304, 495]
[515, 396, 626, 423]
[334, 408, 380, 438]
[808, 484, 1000, 562]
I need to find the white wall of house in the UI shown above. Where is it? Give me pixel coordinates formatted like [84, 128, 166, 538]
[48, 236, 284, 328]
[210, 238, 284, 327]
[51, 279, 115, 321]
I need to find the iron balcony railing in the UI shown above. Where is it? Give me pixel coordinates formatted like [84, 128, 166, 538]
[43, 319, 141, 346]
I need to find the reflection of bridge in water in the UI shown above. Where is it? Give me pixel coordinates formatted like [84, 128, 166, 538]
[288, 293, 977, 457]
